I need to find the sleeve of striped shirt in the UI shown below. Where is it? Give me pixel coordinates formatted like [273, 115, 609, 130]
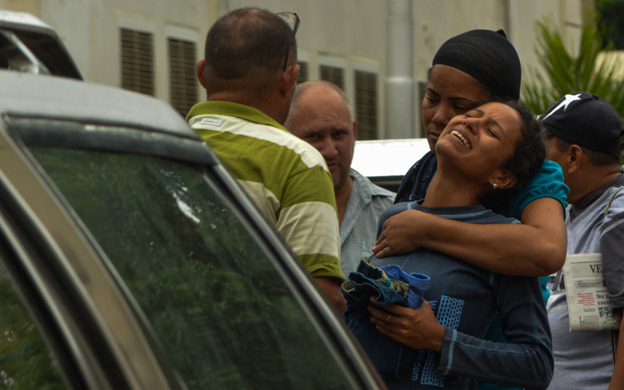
[277, 165, 344, 280]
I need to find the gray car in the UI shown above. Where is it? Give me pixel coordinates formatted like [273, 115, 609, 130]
[0, 71, 385, 390]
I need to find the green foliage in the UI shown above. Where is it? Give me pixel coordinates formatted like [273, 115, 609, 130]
[597, 0, 624, 49]
[522, 14, 624, 117]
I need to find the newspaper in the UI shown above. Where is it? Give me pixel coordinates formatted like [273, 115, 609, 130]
[563, 253, 619, 332]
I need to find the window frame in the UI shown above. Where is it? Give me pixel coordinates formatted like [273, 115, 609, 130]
[0, 117, 178, 390]
[0, 113, 384, 390]
[0, 203, 90, 390]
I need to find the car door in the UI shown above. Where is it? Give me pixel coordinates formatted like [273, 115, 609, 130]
[0, 73, 385, 390]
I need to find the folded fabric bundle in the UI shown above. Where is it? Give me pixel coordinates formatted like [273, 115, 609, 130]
[342, 257, 430, 376]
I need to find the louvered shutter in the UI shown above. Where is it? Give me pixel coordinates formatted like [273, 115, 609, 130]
[319, 65, 344, 91]
[120, 28, 154, 96]
[355, 70, 377, 140]
[168, 37, 198, 116]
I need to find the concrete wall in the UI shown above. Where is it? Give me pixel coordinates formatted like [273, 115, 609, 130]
[34, 0, 211, 104]
[0, 0, 591, 138]
[224, 0, 390, 135]
[0, 0, 38, 15]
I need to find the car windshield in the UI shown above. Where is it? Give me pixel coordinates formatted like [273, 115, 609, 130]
[22, 124, 354, 389]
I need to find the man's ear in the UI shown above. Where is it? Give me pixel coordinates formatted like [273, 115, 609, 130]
[567, 144, 583, 174]
[196, 59, 207, 89]
[277, 63, 300, 98]
[492, 169, 517, 191]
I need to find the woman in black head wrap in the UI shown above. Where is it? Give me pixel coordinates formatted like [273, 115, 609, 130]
[404, 29, 523, 194]
[372, 30, 568, 389]
[430, 29, 522, 102]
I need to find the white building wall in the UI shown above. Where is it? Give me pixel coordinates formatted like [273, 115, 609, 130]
[224, 0, 389, 136]
[32, 0, 211, 104]
[0, 0, 590, 138]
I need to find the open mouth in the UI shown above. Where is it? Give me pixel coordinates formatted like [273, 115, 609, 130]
[451, 130, 471, 150]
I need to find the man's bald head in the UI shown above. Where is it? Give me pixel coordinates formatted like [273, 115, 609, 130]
[203, 7, 297, 94]
[286, 81, 356, 191]
[288, 81, 352, 123]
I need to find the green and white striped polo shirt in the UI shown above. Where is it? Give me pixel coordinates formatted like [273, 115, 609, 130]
[187, 101, 343, 280]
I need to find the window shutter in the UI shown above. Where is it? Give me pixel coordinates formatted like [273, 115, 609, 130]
[320, 65, 344, 91]
[120, 28, 154, 96]
[297, 61, 308, 84]
[168, 38, 198, 116]
[355, 70, 378, 140]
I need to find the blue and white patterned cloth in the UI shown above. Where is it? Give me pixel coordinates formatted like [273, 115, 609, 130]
[342, 257, 430, 375]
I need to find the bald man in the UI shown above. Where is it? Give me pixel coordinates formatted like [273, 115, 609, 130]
[286, 81, 395, 275]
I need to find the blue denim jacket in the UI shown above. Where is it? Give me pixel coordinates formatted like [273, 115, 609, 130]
[342, 258, 430, 375]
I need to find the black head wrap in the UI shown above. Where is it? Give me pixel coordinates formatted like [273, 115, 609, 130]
[432, 29, 521, 101]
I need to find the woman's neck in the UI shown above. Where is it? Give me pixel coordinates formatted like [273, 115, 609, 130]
[422, 170, 483, 207]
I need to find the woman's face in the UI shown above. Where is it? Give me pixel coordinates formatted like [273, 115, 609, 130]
[435, 102, 522, 185]
[422, 65, 491, 151]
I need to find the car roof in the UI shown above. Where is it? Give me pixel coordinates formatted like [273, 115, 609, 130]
[0, 10, 82, 79]
[0, 10, 52, 33]
[0, 70, 195, 139]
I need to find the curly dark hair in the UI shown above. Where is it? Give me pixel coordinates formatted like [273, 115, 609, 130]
[483, 101, 546, 209]
[502, 101, 546, 192]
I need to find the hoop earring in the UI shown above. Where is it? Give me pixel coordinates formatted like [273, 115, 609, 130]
[492, 183, 498, 190]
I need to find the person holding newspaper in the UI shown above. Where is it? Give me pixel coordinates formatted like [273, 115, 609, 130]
[542, 92, 624, 390]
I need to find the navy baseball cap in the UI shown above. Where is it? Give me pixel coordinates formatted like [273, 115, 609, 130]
[540, 92, 624, 155]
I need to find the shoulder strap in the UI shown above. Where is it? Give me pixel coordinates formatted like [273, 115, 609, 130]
[604, 187, 624, 218]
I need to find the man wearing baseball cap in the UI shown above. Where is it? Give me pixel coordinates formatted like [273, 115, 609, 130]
[541, 92, 624, 390]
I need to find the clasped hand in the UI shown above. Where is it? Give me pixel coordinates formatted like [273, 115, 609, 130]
[372, 209, 429, 258]
[368, 297, 445, 352]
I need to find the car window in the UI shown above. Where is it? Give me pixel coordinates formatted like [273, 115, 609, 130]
[0, 247, 69, 390]
[28, 146, 354, 390]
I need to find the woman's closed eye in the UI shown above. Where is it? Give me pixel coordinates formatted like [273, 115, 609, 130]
[454, 105, 475, 113]
[425, 96, 439, 105]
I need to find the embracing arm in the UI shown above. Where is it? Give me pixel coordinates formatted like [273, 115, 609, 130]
[373, 197, 567, 277]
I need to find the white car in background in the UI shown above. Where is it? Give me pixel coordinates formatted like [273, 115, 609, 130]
[352, 138, 430, 192]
